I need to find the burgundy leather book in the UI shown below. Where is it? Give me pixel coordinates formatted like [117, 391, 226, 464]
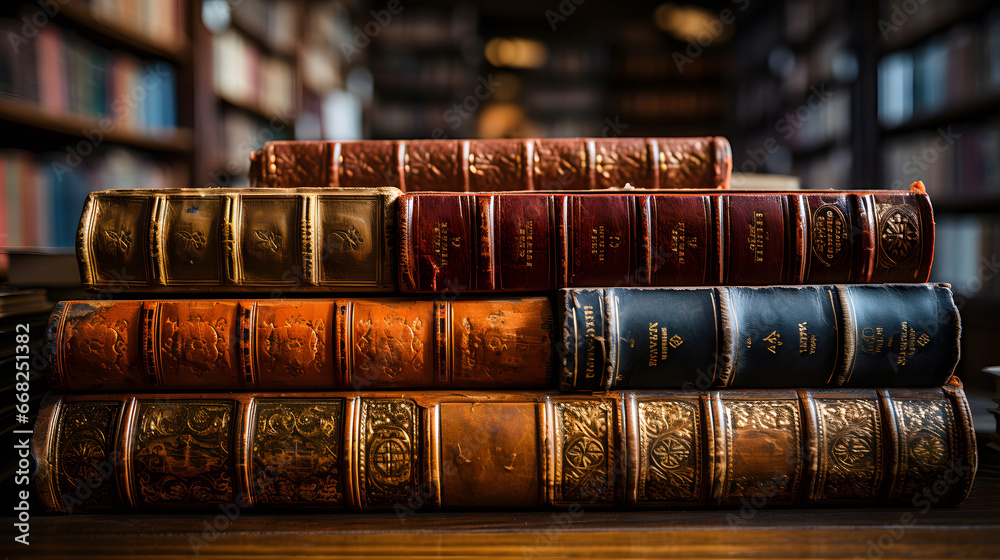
[398, 182, 934, 292]
[248, 137, 732, 191]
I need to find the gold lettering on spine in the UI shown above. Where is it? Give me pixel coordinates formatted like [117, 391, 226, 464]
[583, 305, 597, 379]
[861, 327, 884, 355]
[811, 206, 847, 266]
[432, 222, 449, 266]
[897, 321, 916, 366]
[590, 225, 606, 261]
[746, 211, 767, 263]
[798, 322, 817, 355]
[517, 221, 534, 267]
[648, 322, 659, 367]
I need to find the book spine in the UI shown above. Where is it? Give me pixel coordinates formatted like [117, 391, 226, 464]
[398, 185, 934, 292]
[559, 284, 960, 391]
[44, 297, 553, 391]
[76, 188, 399, 292]
[249, 137, 733, 191]
[33, 385, 976, 512]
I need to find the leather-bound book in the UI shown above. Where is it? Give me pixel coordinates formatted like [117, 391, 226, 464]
[398, 183, 933, 292]
[76, 187, 399, 292]
[560, 283, 961, 391]
[248, 137, 733, 191]
[44, 297, 553, 391]
[34, 385, 976, 512]
[45, 284, 957, 392]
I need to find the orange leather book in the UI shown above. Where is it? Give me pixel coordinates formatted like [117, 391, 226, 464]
[44, 298, 553, 391]
[248, 137, 732, 191]
[34, 385, 976, 512]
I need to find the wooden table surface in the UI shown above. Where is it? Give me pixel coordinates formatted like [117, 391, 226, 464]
[5, 453, 1000, 559]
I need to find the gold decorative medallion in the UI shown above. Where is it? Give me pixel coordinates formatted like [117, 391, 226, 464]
[250, 399, 344, 506]
[892, 398, 956, 501]
[878, 206, 920, 266]
[56, 402, 121, 511]
[554, 400, 614, 503]
[358, 399, 418, 507]
[814, 398, 882, 500]
[638, 400, 700, 503]
[133, 401, 234, 506]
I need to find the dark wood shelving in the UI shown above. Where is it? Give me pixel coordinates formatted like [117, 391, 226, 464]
[928, 194, 1000, 214]
[788, 137, 847, 160]
[0, 95, 193, 152]
[880, 95, 1000, 137]
[878, 0, 996, 57]
[216, 91, 293, 123]
[229, 12, 297, 59]
[58, 0, 190, 63]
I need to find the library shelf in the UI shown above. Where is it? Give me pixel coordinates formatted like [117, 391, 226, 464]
[0, 96, 193, 153]
[58, 0, 190, 63]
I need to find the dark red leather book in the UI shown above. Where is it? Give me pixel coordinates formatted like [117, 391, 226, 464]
[248, 137, 732, 191]
[398, 183, 934, 292]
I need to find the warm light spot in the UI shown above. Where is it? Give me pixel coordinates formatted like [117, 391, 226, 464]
[485, 37, 549, 69]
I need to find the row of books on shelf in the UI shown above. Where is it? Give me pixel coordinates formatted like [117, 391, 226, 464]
[229, 0, 300, 54]
[0, 18, 178, 132]
[882, 119, 1000, 199]
[82, 0, 186, 48]
[935, 214, 1000, 298]
[878, 12, 1000, 128]
[213, 28, 295, 117]
[370, 54, 479, 96]
[0, 148, 186, 249]
[611, 90, 724, 121]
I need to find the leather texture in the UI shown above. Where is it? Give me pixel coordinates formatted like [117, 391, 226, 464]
[33, 385, 976, 512]
[559, 284, 960, 391]
[398, 186, 934, 292]
[248, 137, 733, 191]
[77, 187, 400, 292]
[44, 298, 553, 391]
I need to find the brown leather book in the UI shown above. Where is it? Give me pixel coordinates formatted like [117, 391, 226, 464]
[399, 182, 934, 292]
[34, 385, 976, 512]
[46, 284, 959, 392]
[248, 137, 733, 191]
[76, 187, 399, 292]
[44, 297, 553, 391]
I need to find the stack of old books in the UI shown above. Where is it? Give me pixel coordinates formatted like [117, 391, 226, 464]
[33, 137, 975, 514]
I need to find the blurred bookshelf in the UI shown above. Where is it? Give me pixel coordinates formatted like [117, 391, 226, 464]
[0, 0, 356, 280]
[876, 0, 1000, 388]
